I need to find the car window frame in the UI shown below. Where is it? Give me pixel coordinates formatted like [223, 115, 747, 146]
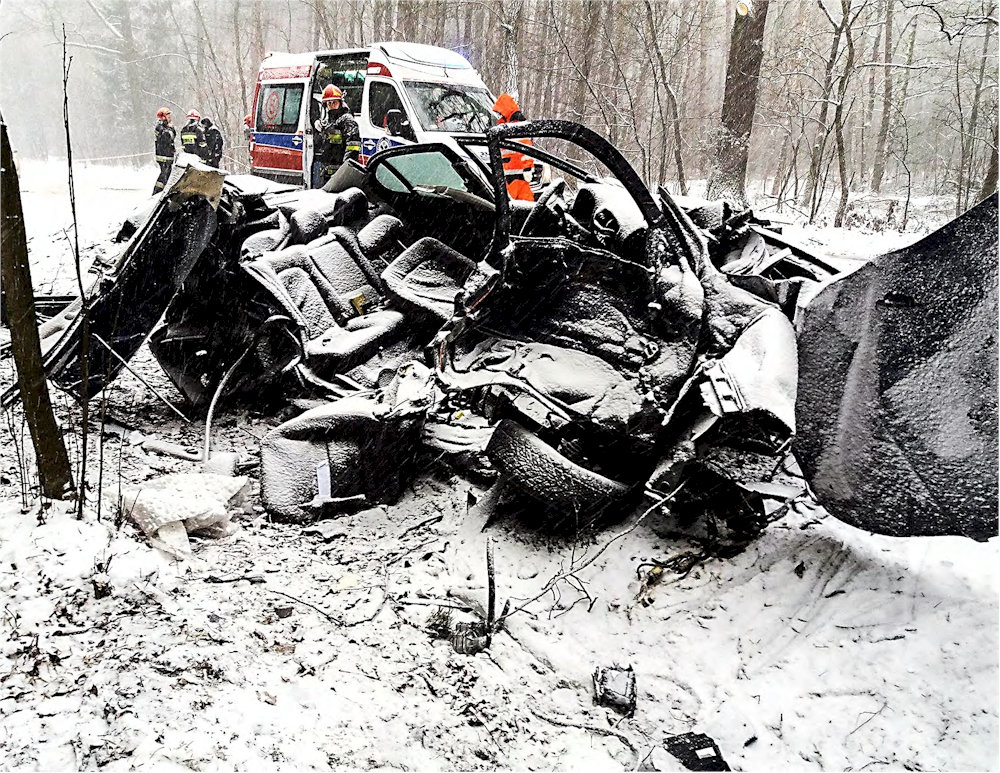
[401, 81, 494, 134]
[367, 80, 417, 142]
[483, 120, 665, 265]
[365, 142, 495, 203]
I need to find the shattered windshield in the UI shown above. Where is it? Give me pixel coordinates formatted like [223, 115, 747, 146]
[402, 82, 494, 134]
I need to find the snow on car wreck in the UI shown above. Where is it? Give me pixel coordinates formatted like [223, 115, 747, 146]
[150, 120, 812, 542]
[11, 120, 995, 545]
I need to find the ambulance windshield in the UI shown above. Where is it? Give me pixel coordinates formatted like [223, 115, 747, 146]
[403, 82, 494, 134]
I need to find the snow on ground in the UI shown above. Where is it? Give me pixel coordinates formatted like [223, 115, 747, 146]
[15, 159, 151, 296]
[0, 162, 996, 771]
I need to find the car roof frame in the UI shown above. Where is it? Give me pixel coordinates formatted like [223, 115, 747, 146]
[483, 119, 665, 266]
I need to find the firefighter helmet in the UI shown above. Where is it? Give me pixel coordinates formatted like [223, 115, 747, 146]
[321, 85, 343, 103]
[156, 107, 171, 120]
[186, 109, 201, 121]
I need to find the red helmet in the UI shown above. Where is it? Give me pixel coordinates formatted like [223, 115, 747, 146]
[186, 109, 201, 121]
[243, 114, 252, 127]
[321, 85, 343, 103]
[156, 107, 171, 121]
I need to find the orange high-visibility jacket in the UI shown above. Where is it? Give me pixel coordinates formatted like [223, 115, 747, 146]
[493, 94, 534, 174]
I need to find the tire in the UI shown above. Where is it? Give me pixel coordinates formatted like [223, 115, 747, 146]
[486, 419, 630, 517]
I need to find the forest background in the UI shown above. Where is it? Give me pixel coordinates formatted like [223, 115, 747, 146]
[0, 0, 996, 225]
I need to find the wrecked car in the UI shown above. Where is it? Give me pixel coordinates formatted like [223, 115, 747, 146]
[9, 119, 995, 545]
[135, 120, 828, 539]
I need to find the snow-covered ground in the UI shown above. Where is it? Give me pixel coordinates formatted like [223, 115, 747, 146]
[15, 159, 151, 296]
[1, 162, 996, 771]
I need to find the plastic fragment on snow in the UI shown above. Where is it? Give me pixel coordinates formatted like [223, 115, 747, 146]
[113, 472, 249, 559]
[662, 732, 731, 771]
[592, 664, 636, 716]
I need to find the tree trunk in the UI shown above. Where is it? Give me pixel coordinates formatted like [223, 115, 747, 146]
[871, 0, 894, 193]
[501, 0, 525, 98]
[117, 2, 145, 158]
[961, 12, 995, 210]
[802, 17, 844, 207]
[860, 20, 883, 189]
[978, 120, 999, 200]
[252, 0, 265, 60]
[234, 1, 249, 117]
[0, 120, 74, 500]
[644, 1, 688, 195]
[706, 0, 771, 206]
[833, 1, 857, 227]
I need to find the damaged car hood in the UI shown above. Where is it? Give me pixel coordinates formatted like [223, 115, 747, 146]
[795, 193, 999, 541]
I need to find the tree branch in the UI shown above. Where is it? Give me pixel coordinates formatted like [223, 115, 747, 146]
[84, 0, 123, 40]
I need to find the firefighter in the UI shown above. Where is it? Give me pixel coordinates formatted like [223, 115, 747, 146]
[492, 93, 535, 202]
[179, 109, 209, 162]
[153, 107, 176, 194]
[201, 116, 224, 168]
[312, 85, 361, 188]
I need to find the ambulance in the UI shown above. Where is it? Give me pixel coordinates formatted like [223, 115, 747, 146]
[249, 41, 496, 187]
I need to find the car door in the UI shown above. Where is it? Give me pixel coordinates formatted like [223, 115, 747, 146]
[309, 53, 368, 185]
[365, 144, 496, 258]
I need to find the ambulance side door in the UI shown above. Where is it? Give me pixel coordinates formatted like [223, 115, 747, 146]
[362, 78, 417, 164]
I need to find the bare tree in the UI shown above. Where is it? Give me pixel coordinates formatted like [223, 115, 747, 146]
[870, 0, 895, 192]
[833, 0, 865, 227]
[707, 0, 771, 205]
[978, 114, 999, 199]
[0, 117, 74, 500]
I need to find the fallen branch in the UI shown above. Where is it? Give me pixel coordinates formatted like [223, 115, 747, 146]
[397, 514, 444, 539]
[91, 334, 191, 423]
[334, 667, 381, 682]
[51, 628, 90, 636]
[385, 538, 441, 567]
[848, 701, 889, 736]
[393, 598, 477, 611]
[461, 703, 508, 761]
[340, 567, 391, 627]
[530, 708, 639, 761]
[486, 536, 496, 644]
[266, 588, 340, 624]
[204, 574, 265, 584]
[498, 481, 684, 626]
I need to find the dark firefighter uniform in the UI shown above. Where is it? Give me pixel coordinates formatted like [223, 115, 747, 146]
[180, 117, 209, 162]
[312, 103, 361, 189]
[153, 117, 176, 194]
[201, 118, 224, 168]
[492, 93, 535, 202]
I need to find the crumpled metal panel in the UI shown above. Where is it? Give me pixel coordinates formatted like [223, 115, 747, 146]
[795, 194, 998, 540]
[700, 307, 798, 435]
[1, 164, 224, 406]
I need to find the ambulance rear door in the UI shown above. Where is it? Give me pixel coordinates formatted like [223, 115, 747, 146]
[309, 51, 368, 185]
[251, 57, 311, 185]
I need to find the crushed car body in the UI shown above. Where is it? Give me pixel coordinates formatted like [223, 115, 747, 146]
[12, 119, 995, 544]
[795, 193, 999, 542]
[151, 119, 811, 534]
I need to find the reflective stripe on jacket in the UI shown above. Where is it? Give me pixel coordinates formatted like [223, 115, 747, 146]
[179, 121, 208, 160]
[316, 106, 361, 164]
